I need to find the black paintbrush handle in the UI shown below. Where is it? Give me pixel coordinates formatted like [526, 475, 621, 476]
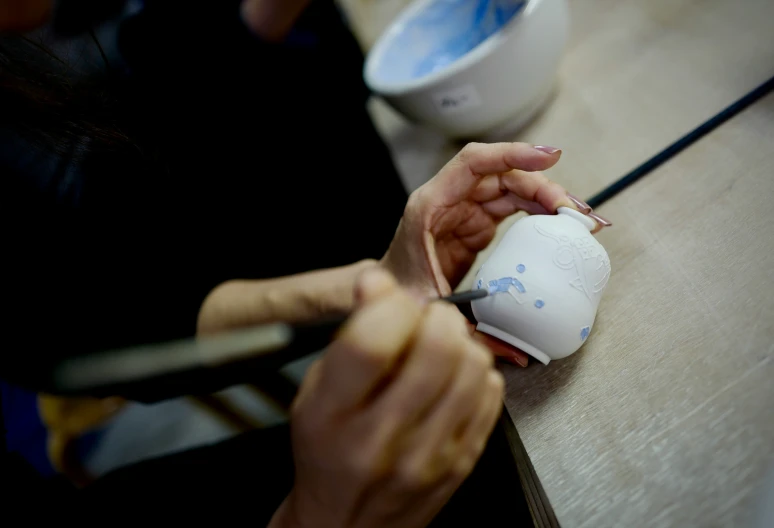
[440, 289, 489, 305]
[49, 291, 484, 401]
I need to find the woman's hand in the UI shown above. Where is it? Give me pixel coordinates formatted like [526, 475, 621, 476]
[381, 142, 611, 366]
[382, 142, 608, 298]
[270, 268, 504, 528]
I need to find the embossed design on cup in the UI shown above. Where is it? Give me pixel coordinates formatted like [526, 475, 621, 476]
[471, 207, 611, 364]
[534, 218, 611, 301]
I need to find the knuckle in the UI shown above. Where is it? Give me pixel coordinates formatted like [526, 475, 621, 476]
[549, 181, 568, 201]
[403, 377, 439, 408]
[419, 309, 454, 346]
[469, 342, 494, 370]
[429, 302, 468, 331]
[459, 142, 483, 160]
[416, 304, 471, 361]
[349, 450, 382, 481]
[424, 332, 462, 363]
[330, 338, 393, 382]
[405, 189, 424, 214]
[304, 288, 333, 318]
[488, 370, 505, 396]
[347, 428, 391, 482]
[355, 344, 392, 370]
[470, 352, 492, 373]
[394, 461, 433, 492]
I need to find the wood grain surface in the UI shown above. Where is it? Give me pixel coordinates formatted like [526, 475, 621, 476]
[339, 0, 774, 194]
[500, 92, 774, 527]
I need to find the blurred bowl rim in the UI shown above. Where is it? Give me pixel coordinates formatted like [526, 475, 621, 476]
[364, 0, 541, 96]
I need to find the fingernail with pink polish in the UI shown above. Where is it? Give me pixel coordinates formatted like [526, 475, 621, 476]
[587, 211, 613, 227]
[534, 145, 562, 155]
[566, 192, 592, 214]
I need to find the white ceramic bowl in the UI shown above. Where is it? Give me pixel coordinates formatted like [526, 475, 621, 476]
[471, 208, 611, 364]
[364, 0, 569, 139]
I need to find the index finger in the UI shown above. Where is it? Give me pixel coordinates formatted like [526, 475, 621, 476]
[426, 142, 562, 206]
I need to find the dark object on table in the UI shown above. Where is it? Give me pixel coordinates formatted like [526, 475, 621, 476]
[47, 290, 486, 402]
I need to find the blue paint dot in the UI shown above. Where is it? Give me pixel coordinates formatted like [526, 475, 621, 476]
[534, 299, 544, 309]
[580, 326, 590, 341]
[516, 264, 526, 273]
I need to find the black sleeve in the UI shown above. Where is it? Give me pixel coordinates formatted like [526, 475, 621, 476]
[1, 148, 215, 394]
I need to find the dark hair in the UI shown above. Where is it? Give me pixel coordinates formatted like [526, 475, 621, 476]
[0, 30, 153, 168]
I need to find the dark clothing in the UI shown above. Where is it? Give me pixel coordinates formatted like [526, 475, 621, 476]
[14, 419, 530, 526]
[2, 0, 407, 506]
[0, 5, 531, 524]
[1, 0, 407, 388]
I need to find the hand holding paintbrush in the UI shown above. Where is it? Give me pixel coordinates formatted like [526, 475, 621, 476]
[51, 287, 494, 400]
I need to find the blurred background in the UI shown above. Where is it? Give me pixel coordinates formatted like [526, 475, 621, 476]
[2, 0, 772, 499]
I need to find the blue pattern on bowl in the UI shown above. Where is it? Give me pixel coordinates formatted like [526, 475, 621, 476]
[376, 0, 527, 83]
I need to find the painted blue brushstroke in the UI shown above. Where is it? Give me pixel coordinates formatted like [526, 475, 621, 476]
[377, 0, 527, 82]
[488, 276, 526, 295]
[473, 0, 491, 27]
[580, 326, 590, 341]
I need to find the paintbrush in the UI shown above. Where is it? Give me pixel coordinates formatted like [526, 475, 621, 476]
[51, 289, 490, 400]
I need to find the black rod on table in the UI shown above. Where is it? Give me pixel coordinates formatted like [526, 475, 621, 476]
[586, 75, 774, 209]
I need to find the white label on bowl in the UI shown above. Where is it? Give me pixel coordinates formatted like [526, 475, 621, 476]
[432, 84, 482, 115]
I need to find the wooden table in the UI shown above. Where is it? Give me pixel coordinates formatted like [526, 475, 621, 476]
[339, 0, 774, 194]
[338, 1, 774, 525]
[502, 92, 774, 527]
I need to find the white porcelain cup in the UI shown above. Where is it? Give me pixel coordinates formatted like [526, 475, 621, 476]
[364, 0, 570, 139]
[471, 208, 611, 364]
